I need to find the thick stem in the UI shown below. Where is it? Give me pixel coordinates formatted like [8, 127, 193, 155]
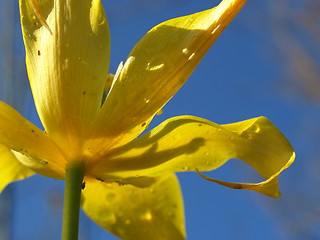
[62, 162, 84, 240]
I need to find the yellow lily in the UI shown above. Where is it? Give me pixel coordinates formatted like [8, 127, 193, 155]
[0, 0, 295, 239]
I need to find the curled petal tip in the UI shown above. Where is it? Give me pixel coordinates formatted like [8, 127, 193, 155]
[196, 152, 295, 199]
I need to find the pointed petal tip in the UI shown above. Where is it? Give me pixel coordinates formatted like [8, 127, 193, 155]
[0, 145, 34, 193]
[196, 151, 295, 199]
[87, 0, 248, 155]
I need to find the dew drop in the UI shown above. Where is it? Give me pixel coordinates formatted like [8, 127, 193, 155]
[211, 28, 219, 35]
[146, 57, 165, 71]
[143, 211, 152, 221]
[99, 19, 106, 26]
[188, 53, 195, 60]
[136, 206, 152, 221]
[144, 98, 150, 103]
[182, 48, 190, 55]
[251, 124, 260, 133]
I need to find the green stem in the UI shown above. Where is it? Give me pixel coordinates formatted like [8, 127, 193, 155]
[62, 162, 84, 240]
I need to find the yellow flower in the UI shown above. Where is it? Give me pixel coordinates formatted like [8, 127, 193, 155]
[0, 0, 294, 239]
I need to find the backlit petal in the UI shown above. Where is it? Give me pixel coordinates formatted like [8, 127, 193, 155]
[0, 144, 34, 192]
[82, 173, 185, 240]
[196, 154, 293, 198]
[0, 101, 66, 178]
[19, 0, 110, 157]
[87, 116, 294, 198]
[86, 0, 246, 159]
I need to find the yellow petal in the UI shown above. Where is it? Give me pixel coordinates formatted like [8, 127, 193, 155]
[86, 0, 247, 159]
[87, 116, 294, 198]
[0, 144, 34, 192]
[19, 0, 110, 157]
[0, 101, 66, 178]
[196, 153, 294, 198]
[28, 0, 52, 34]
[81, 173, 185, 240]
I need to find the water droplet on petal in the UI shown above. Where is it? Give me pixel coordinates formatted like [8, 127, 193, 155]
[211, 28, 219, 35]
[188, 53, 195, 60]
[251, 124, 260, 133]
[99, 19, 106, 26]
[136, 206, 152, 221]
[144, 98, 150, 103]
[146, 57, 165, 71]
[182, 48, 195, 60]
[182, 48, 190, 55]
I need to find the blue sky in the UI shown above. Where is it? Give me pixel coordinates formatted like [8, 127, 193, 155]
[0, 0, 319, 239]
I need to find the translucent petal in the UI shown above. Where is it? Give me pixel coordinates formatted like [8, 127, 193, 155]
[82, 173, 185, 240]
[0, 101, 66, 178]
[87, 116, 294, 198]
[19, 0, 110, 158]
[196, 153, 294, 198]
[86, 0, 247, 159]
[0, 144, 34, 192]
